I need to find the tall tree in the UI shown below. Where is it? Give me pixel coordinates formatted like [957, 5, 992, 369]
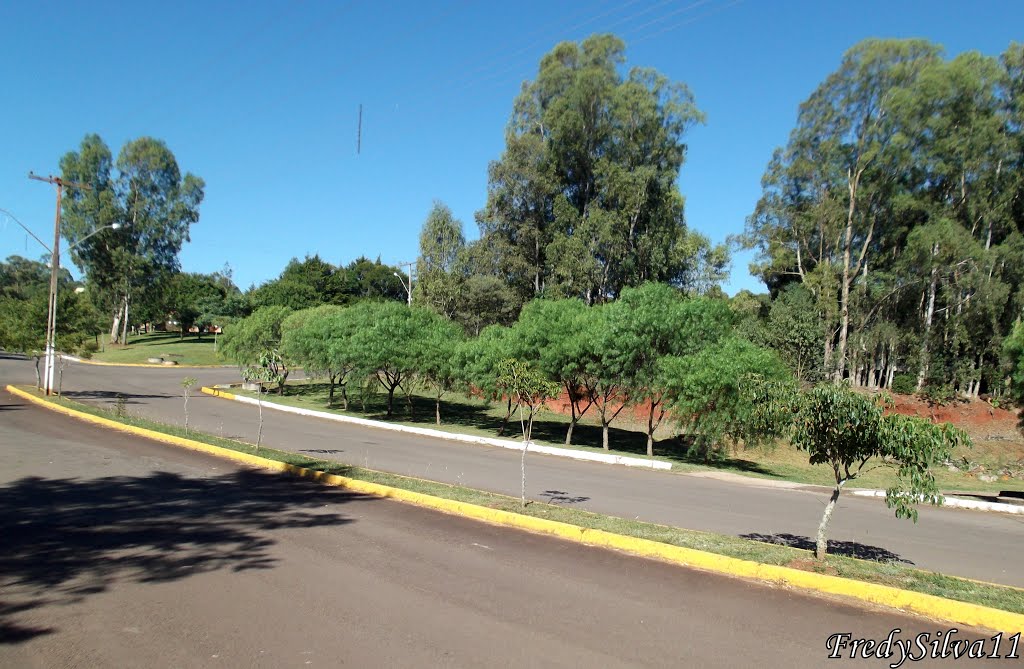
[60, 135, 205, 344]
[416, 202, 466, 318]
[478, 34, 721, 305]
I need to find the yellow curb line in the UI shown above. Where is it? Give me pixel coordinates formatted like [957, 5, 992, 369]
[8, 384, 1023, 634]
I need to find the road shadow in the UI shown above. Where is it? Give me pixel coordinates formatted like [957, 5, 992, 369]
[0, 468, 366, 644]
[60, 389, 173, 404]
[739, 532, 914, 565]
[539, 490, 591, 505]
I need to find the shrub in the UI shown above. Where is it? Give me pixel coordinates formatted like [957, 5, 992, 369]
[891, 374, 916, 395]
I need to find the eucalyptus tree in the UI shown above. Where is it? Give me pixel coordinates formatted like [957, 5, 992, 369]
[416, 201, 466, 318]
[60, 134, 205, 343]
[477, 34, 718, 304]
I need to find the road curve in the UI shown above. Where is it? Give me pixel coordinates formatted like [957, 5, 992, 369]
[3, 356, 1022, 588]
[0, 386, 1000, 668]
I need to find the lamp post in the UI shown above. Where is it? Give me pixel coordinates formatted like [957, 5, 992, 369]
[393, 261, 415, 307]
[1, 207, 120, 394]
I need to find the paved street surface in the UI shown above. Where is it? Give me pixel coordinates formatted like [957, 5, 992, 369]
[2, 356, 1022, 589]
[0, 386, 1005, 668]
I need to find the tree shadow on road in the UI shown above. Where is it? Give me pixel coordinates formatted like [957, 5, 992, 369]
[60, 389, 173, 404]
[739, 532, 914, 564]
[0, 468, 367, 644]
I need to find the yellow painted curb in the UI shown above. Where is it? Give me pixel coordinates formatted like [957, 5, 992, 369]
[201, 386, 237, 400]
[7, 383, 1023, 634]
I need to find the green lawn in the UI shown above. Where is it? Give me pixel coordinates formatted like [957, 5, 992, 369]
[88, 331, 226, 366]
[241, 379, 1024, 495]
[28, 387, 1024, 616]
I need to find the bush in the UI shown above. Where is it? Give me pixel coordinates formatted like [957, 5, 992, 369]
[78, 340, 99, 360]
[918, 383, 956, 406]
[891, 374, 916, 395]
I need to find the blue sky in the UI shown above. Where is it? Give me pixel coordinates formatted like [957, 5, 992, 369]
[1, 0, 1021, 295]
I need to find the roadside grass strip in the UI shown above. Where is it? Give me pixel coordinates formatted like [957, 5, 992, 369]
[8, 384, 1024, 633]
[200, 386, 671, 470]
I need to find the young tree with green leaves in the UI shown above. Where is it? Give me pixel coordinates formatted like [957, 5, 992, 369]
[496, 358, 561, 506]
[661, 338, 789, 461]
[414, 314, 466, 425]
[455, 324, 517, 435]
[220, 305, 293, 394]
[746, 382, 969, 560]
[510, 298, 595, 445]
[344, 302, 428, 417]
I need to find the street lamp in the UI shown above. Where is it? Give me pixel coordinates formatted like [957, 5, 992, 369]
[1, 207, 120, 394]
[393, 261, 415, 307]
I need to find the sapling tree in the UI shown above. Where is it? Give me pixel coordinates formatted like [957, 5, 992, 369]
[240, 351, 286, 452]
[496, 358, 561, 506]
[181, 376, 197, 434]
[751, 382, 969, 559]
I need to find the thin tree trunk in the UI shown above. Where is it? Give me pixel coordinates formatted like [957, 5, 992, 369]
[646, 400, 663, 458]
[816, 482, 846, 560]
[916, 244, 940, 391]
[120, 297, 130, 346]
[498, 397, 513, 436]
[435, 396, 441, 425]
[602, 423, 610, 451]
[386, 386, 395, 417]
[256, 388, 264, 452]
[328, 375, 336, 408]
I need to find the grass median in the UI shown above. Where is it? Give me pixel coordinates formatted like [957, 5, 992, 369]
[234, 379, 1023, 494]
[23, 386, 1024, 616]
[87, 332, 225, 366]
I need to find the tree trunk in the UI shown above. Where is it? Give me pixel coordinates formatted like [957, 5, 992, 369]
[498, 397, 513, 436]
[565, 417, 575, 446]
[646, 401, 662, 458]
[256, 389, 264, 452]
[816, 482, 845, 560]
[120, 297, 130, 346]
[916, 244, 939, 391]
[435, 397, 441, 426]
[342, 384, 349, 411]
[386, 385, 396, 417]
[602, 423, 609, 451]
[109, 297, 124, 344]
[328, 377, 336, 408]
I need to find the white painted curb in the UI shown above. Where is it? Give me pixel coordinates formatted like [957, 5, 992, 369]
[209, 388, 672, 470]
[851, 489, 1024, 514]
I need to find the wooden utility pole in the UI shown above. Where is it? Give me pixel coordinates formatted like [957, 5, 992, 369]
[29, 172, 89, 395]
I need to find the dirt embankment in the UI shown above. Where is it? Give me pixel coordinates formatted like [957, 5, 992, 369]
[888, 394, 1021, 442]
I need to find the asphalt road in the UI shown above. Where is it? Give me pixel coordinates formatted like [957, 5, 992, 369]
[0, 385, 1004, 668]
[3, 356, 1023, 588]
